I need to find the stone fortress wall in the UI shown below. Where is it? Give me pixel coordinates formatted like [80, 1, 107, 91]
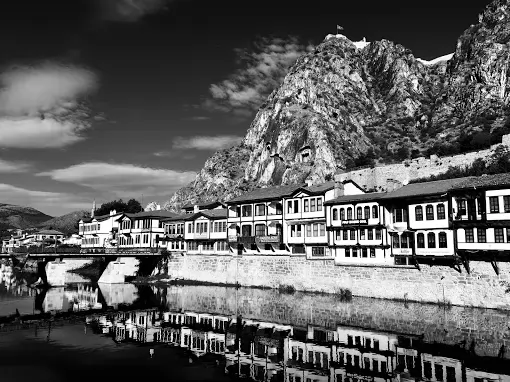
[347, 134, 510, 190]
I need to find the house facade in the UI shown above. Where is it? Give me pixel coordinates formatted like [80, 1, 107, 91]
[116, 210, 178, 252]
[79, 210, 122, 252]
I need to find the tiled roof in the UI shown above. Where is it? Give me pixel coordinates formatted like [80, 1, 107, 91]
[324, 192, 387, 205]
[181, 201, 224, 210]
[199, 209, 227, 219]
[228, 184, 306, 203]
[452, 173, 510, 190]
[118, 210, 180, 220]
[36, 229, 64, 235]
[380, 176, 477, 200]
[303, 181, 335, 194]
[161, 209, 228, 222]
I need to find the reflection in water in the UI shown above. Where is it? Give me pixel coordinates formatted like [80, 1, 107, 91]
[1, 273, 509, 382]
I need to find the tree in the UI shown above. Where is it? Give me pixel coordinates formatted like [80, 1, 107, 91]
[94, 198, 142, 216]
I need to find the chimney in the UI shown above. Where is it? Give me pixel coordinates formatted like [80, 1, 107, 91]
[334, 173, 346, 198]
[156, 204, 161, 211]
[386, 179, 403, 192]
[305, 179, 314, 187]
[194, 205, 200, 213]
[91, 200, 96, 218]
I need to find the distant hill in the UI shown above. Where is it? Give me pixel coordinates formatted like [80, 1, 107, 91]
[37, 210, 90, 235]
[0, 203, 53, 229]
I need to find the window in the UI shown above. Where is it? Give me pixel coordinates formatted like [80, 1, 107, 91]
[364, 206, 370, 219]
[311, 247, 325, 257]
[319, 224, 325, 236]
[336, 229, 341, 240]
[347, 208, 353, 220]
[401, 235, 408, 248]
[477, 228, 487, 243]
[304, 199, 309, 212]
[392, 235, 400, 248]
[375, 229, 381, 240]
[504, 196, 510, 213]
[417, 233, 425, 248]
[426, 205, 434, 220]
[435, 364, 444, 382]
[294, 200, 299, 213]
[362, 248, 367, 258]
[345, 248, 350, 257]
[242, 205, 252, 217]
[356, 207, 363, 219]
[310, 198, 316, 212]
[340, 209, 345, 221]
[255, 204, 265, 216]
[255, 224, 266, 237]
[217, 241, 228, 251]
[427, 233, 436, 248]
[188, 223, 194, 233]
[352, 248, 358, 257]
[370, 248, 375, 258]
[241, 225, 252, 237]
[312, 224, 318, 237]
[372, 205, 378, 219]
[203, 242, 214, 251]
[465, 228, 474, 242]
[415, 206, 424, 221]
[291, 225, 302, 237]
[458, 199, 467, 215]
[287, 201, 292, 213]
[368, 229, 373, 240]
[438, 232, 447, 248]
[343, 230, 348, 240]
[360, 229, 366, 240]
[317, 198, 323, 211]
[333, 209, 338, 221]
[494, 228, 504, 243]
[275, 203, 283, 215]
[437, 204, 446, 220]
[489, 196, 500, 213]
[350, 230, 355, 240]
[393, 208, 407, 223]
[306, 225, 312, 237]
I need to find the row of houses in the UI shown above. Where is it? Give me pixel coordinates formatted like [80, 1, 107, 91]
[0, 230, 81, 253]
[78, 173, 510, 267]
[85, 308, 509, 382]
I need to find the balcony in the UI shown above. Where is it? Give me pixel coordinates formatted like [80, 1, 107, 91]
[193, 232, 209, 240]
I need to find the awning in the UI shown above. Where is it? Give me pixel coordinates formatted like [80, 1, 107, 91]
[388, 228, 414, 234]
[267, 221, 281, 227]
[228, 223, 238, 228]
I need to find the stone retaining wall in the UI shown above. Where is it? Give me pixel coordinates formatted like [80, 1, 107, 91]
[165, 254, 510, 310]
[159, 285, 510, 359]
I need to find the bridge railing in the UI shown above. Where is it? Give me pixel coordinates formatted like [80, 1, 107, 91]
[12, 246, 81, 254]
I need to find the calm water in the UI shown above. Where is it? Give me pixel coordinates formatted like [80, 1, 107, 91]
[1, 264, 509, 382]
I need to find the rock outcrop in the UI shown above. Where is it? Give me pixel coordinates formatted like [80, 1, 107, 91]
[164, 0, 510, 211]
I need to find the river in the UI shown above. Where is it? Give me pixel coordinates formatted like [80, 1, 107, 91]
[0, 264, 509, 382]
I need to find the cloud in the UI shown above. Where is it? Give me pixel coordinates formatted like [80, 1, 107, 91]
[37, 162, 197, 197]
[172, 135, 243, 150]
[0, 159, 31, 173]
[97, 0, 172, 22]
[0, 183, 91, 215]
[204, 36, 314, 116]
[0, 62, 99, 149]
[189, 116, 210, 121]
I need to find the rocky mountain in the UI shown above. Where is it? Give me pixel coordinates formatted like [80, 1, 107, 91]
[164, 0, 510, 211]
[37, 210, 90, 235]
[0, 204, 53, 229]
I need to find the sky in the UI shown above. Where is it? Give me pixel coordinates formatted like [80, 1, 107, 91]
[0, 0, 493, 216]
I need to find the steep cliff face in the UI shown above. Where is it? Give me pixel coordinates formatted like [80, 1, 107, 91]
[164, 0, 510, 211]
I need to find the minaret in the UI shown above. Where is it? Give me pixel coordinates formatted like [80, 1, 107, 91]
[91, 200, 96, 218]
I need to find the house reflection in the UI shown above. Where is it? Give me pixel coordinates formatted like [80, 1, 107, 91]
[85, 308, 510, 382]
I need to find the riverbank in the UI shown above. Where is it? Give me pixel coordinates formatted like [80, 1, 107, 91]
[159, 254, 510, 310]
